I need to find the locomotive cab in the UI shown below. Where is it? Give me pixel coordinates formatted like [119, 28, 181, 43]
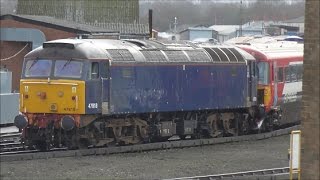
[14, 39, 111, 149]
[16, 59, 111, 122]
[256, 61, 271, 108]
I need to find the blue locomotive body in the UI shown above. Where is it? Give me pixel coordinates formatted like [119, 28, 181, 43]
[81, 39, 255, 116]
[108, 64, 248, 114]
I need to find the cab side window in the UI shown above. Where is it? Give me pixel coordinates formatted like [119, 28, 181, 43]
[277, 67, 284, 82]
[285, 67, 291, 82]
[101, 61, 109, 78]
[91, 62, 99, 79]
[296, 64, 303, 81]
[290, 66, 298, 82]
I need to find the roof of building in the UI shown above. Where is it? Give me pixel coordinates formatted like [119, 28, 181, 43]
[270, 24, 299, 31]
[209, 25, 239, 35]
[176, 24, 211, 33]
[283, 16, 304, 23]
[0, 14, 149, 36]
[86, 22, 149, 35]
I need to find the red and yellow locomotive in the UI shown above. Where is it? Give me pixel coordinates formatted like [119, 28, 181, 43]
[238, 42, 304, 129]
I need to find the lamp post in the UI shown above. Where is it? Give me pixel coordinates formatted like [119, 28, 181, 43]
[239, 0, 243, 37]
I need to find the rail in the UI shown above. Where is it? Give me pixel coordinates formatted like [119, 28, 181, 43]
[166, 167, 290, 180]
[0, 125, 300, 162]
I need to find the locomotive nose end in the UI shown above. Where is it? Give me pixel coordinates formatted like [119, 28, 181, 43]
[61, 115, 75, 131]
[14, 114, 28, 129]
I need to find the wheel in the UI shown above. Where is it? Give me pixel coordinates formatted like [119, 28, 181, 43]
[265, 118, 274, 132]
[66, 134, 80, 150]
[35, 140, 49, 151]
[179, 135, 187, 140]
[78, 138, 89, 149]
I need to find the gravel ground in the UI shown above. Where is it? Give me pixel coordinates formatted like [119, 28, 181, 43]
[0, 134, 290, 180]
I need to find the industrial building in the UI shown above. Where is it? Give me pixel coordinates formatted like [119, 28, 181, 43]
[16, 0, 140, 24]
[176, 18, 304, 43]
[0, 14, 149, 92]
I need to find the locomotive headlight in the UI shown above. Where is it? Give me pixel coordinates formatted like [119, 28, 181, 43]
[57, 91, 64, 97]
[14, 114, 28, 129]
[37, 91, 47, 99]
[50, 103, 58, 111]
[263, 87, 272, 107]
[264, 87, 270, 96]
[60, 115, 75, 131]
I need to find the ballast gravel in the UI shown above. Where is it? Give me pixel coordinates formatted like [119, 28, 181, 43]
[0, 135, 290, 180]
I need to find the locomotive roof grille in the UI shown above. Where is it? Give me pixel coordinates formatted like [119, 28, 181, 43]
[213, 48, 230, 62]
[185, 50, 212, 62]
[140, 50, 167, 62]
[229, 48, 245, 62]
[43, 42, 76, 49]
[203, 47, 246, 63]
[162, 50, 189, 62]
[106, 49, 135, 61]
[203, 48, 221, 62]
[221, 48, 237, 62]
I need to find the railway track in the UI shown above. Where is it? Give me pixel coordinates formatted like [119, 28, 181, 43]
[0, 125, 300, 162]
[166, 167, 291, 180]
[0, 142, 25, 152]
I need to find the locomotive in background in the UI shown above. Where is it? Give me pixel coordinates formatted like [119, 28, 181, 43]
[238, 42, 303, 128]
[14, 38, 303, 150]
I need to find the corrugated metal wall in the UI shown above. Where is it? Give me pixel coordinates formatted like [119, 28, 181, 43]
[0, 70, 19, 125]
[0, 70, 12, 94]
[189, 30, 213, 41]
[17, 0, 139, 24]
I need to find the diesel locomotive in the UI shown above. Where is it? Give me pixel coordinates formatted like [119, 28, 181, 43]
[13, 39, 301, 150]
